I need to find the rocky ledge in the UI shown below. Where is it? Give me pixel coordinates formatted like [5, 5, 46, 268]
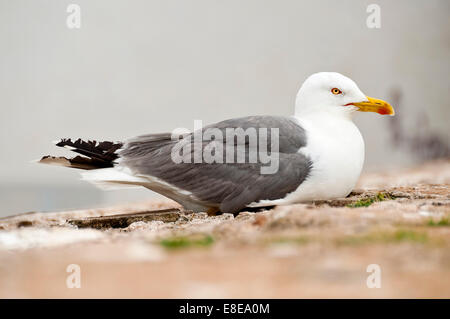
[0, 160, 449, 298]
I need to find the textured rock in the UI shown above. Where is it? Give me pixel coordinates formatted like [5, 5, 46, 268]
[0, 160, 449, 298]
[67, 208, 183, 229]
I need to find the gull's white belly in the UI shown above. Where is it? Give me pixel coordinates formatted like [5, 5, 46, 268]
[262, 115, 365, 206]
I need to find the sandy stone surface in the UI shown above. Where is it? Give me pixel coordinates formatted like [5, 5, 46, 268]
[0, 160, 449, 298]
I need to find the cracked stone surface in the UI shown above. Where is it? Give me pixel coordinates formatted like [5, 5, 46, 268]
[0, 160, 449, 298]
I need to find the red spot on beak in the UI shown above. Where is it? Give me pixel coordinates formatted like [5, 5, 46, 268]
[377, 107, 389, 115]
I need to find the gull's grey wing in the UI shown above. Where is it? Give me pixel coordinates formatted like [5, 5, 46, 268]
[119, 116, 312, 213]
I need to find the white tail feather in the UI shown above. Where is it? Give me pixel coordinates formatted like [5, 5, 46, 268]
[81, 167, 147, 191]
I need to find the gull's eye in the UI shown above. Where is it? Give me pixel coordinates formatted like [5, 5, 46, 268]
[331, 88, 342, 95]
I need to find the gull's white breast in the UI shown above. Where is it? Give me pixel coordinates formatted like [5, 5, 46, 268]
[281, 113, 365, 204]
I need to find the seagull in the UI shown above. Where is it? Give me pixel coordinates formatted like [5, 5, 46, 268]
[39, 72, 394, 214]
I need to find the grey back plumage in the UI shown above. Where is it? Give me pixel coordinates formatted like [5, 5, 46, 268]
[119, 116, 312, 213]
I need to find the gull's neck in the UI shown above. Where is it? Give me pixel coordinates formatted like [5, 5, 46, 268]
[294, 109, 355, 125]
[294, 102, 356, 122]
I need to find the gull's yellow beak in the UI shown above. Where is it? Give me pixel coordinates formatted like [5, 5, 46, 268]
[350, 96, 395, 115]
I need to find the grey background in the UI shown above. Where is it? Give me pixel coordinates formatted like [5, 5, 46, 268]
[0, 0, 449, 216]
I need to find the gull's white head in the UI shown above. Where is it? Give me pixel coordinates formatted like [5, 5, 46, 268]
[295, 72, 394, 118]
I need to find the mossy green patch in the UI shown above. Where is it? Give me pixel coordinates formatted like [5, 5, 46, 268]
[346, 192, 393, 208]
[426, 217, 450, 227]
[336, 229, 428, 246]
[267, 236, 310, 245]
[393, 230, 428, 243]
[160, 235, 214, 249]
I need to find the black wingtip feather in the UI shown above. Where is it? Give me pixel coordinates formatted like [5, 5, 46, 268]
[55, 138, 123, 166]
